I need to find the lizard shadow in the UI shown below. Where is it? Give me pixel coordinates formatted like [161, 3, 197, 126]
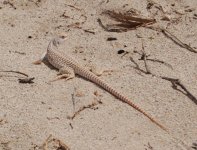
[42, 57, 58, 71]
[42, 56, 87, 80]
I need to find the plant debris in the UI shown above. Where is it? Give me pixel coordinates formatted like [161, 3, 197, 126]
[98, 10, 156, 32]
[133, 50, 173, 69]
[0, 118, 8, 125]
[14, 51, 26, 55]
[3, 0, 16, 9]
[63, 4, 87, 29]
[18, 77, 35, 84]
[161, 28, 197, 53]
[146, 0, 165, 13]
[130, 43, 197, 105]
[103, 10, 156, 24]
[148, 27, 197, 53]
[0, 70, 28, 77]
[67, 100, 102, 120]
[0, 70, 35, 84]
[83, 29, 95, 34]
[161, 77, 197, 105]
[42, 134, 70, 150]
[107, 37, 117, 41]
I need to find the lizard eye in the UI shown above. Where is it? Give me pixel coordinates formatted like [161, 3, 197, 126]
[60, 35, 66, 39]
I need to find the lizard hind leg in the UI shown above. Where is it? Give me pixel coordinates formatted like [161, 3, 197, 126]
[50, 66, 75, 82]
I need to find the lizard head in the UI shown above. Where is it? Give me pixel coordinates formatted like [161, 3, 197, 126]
[52, 33, 67, 47]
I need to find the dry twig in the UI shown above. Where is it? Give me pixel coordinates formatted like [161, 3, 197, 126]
[130, 57, 148, 74]
[0, 70, 35, 84]
[103, 10, 156, 24]
[148, 27, 197, 53]
[161, 77, 197, 105]
[42, 135, 70, 150]
[67, 100, 102, 120]
[133, 50, 173, 69]
[0, 70, 28, 77]
[98, 10, 156, 32]
[54, 139, 70, 150]
[130, 52, 197, 105]
[83, 29, 95, 34]
[42, 134, 52, 150]
[3, 0, 16, 9]
[161, 28, 197, 53]
[141, 41, 151, 74]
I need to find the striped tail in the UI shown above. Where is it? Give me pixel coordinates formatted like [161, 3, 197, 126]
[79, 69, 167, 131]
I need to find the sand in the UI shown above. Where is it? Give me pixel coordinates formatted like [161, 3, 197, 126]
[0, 0, 197, 149]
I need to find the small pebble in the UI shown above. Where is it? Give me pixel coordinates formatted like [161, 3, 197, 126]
[117, 50, 125, 54]
[75, 91, 85, 97]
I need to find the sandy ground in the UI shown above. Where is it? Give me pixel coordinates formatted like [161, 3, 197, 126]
[0, 0, 197, 150]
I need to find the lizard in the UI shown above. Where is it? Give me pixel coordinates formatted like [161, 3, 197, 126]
[34, 34, 167, 131]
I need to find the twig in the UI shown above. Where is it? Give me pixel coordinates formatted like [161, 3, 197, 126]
[3, 0, 16, 9]
[97, 18, 126, 32]
[64, 4, 87, 27]
[98, 10, 156, 32]
[130, 57, 148, 74]
[161, 28, 197, 53]
[148, 27, 197, 53]
[161, 77, 197, 105]
[0, 70, 35, 84]
[67, 100, 102, 120]
[69, 123, 73, 129]
[130, 57, 148, 75]
[54, 139, 70, 150]
[141, 41, 151, 74]
[29, 0, 40, 7]
[120, 51, 129, 58]
[146, 0, 165, 13]
[102, 10, 156, 24]
[0, 70, 28, 77]
[83, 29, 95, 34]
[71, 93, 75, 111]
[65, 4, 81, 11]
[42, 135, 70, 150]
[134, 50, 173, 69]
[146, 58, 173, 69]
[130, 56, 197, 105]
[13, 51, 26, 55]
[42, 134, 52, 150]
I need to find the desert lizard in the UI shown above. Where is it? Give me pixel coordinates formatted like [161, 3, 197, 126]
[35, 34, 167, 131]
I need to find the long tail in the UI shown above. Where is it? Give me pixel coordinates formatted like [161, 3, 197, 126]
[78, 68, 167, 131]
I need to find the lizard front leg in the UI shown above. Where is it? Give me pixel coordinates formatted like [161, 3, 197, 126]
[50, 66, 75, 82]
